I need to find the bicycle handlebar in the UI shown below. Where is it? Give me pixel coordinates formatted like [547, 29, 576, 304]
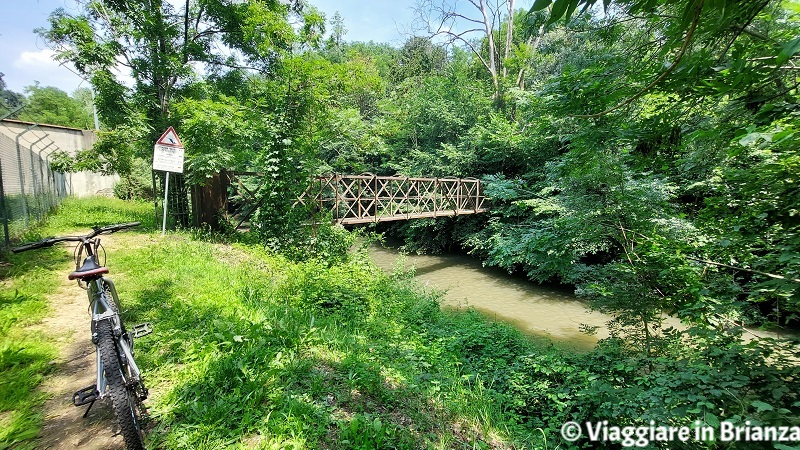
[91, 222, 141, 236]
[11, 222, 141, 253]
[12, 238, 59, 253]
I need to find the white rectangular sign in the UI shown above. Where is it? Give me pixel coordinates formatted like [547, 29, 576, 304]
[153, 144, 185, 173]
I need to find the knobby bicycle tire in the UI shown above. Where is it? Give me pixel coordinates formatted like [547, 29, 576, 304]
[101, 278, 122, 315]
[96, 319, 146, 450]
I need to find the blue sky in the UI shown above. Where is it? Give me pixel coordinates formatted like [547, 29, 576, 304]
[0, 0, 85, 94]
[0, 0, 418, 95]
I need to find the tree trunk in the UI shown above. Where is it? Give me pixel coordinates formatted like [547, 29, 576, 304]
[192, 171, 229, 230]
[503, 0, 515, 78]
[477, 0, 500, 98]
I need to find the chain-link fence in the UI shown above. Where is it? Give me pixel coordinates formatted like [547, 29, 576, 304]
[0, 122, 69, 245]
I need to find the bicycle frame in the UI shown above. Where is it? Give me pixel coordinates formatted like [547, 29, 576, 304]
[89, 277, 141, 400]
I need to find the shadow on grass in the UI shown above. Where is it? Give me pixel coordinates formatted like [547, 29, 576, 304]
[117, 277, 469, 448]
[94, 235, 543, 449]
[0, 246, 73, 279]
[137, 329, 437, 448]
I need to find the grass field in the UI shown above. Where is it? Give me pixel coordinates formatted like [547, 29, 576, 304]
[1, 197, 562, 449]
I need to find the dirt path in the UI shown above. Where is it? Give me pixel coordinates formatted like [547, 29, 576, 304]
[33, 274, 126, 449]
[33, 233, 151, 449]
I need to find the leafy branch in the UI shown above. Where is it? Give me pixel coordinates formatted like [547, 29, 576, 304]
[569, 0, 704, 119]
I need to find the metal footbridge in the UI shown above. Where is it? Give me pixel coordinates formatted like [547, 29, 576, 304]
[295, 173, 488, 224]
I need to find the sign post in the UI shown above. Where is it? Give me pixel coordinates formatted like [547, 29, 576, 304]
[152, 127, 184, 235]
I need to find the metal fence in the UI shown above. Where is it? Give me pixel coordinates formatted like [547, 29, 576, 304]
[153, 171, 192, 230]
[0, 124, 69, 245]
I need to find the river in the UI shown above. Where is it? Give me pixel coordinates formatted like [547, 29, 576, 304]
[367, 243, 613, 350]
[367, 243, 795, 351]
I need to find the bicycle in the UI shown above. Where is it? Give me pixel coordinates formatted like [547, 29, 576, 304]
[13, 222, 152, 450]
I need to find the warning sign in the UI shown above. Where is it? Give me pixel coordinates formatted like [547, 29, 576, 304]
[153, 145, 184, 173]
[153, 127, 185, 173]
[156, 126, 182, 147]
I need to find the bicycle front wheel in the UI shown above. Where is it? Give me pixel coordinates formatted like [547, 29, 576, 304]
[97, 319, 146, 450]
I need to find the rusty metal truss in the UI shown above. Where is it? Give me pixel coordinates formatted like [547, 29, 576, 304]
[295, 173, 488, 224]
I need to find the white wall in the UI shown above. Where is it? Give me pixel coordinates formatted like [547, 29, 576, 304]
[0, 119, 119, 197]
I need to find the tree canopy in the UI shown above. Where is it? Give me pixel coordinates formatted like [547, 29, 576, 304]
[13, 84, 94, 129]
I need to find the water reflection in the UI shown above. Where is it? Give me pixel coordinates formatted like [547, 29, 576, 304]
[366, 243, 797, 352]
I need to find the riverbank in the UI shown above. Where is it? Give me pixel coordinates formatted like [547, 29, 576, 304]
[368, 242, 608, 351]
[367, 241, 797, 350]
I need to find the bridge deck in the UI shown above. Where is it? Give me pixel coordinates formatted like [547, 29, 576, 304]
[338, 208, 488, 224]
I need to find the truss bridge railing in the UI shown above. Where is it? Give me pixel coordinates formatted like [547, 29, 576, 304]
[295, 173, 488, 224]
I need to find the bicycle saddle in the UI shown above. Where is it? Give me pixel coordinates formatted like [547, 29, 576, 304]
[68, 256, 110, 280]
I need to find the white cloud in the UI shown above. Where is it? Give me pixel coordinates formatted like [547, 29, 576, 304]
[13, 48, 61, 70]
[6, 48, 84, 93]
[9, 47, 137, 92]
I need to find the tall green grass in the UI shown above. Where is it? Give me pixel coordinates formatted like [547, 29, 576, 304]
[24, 196, 156, 238]
[110, 236, 564, 449]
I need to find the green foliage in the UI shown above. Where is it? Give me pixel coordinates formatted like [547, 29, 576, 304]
[173, 94, 273, 183]
[19, 5, 800, 448]
[6, 195, 800, 450]
[391, 37, 447, 82]
[114, 158, 156, 201]
[502, 326, 800, 446]
[0, 76, 23, 109]
[0, 324, 56, 448]
[80, 206, 534, 448]
[85, 114, 148, 175]
[273, 221, 358, 265]
[337, 414, 405, 449]
[40, 0, 321, 177]
[315, 108, 389, 174]
[15, 84, 93, 129]
[699, 120, 800, 324]
[379, 71, 493, 175]
[48, 150, 75, 173]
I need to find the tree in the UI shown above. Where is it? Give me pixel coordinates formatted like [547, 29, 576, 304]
[322, 11, 347, 62]
[16, 83, 93, 129]
[391, 36, 448, 81]
[72, 87, 97, 129]
[530, 0, 795, 118]
[414, 0, 520, 98]
[39, 0, 324, 173]
[0, 74, 23, 111]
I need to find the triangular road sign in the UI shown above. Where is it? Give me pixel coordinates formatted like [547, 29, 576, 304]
[156, 126, 183, 147]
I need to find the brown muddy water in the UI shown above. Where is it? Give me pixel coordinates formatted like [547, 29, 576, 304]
[367, 243, 612, 350]
[367, 244, 793, 351]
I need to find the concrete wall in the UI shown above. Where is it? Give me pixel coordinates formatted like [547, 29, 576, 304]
[0, 119, 119, 197]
